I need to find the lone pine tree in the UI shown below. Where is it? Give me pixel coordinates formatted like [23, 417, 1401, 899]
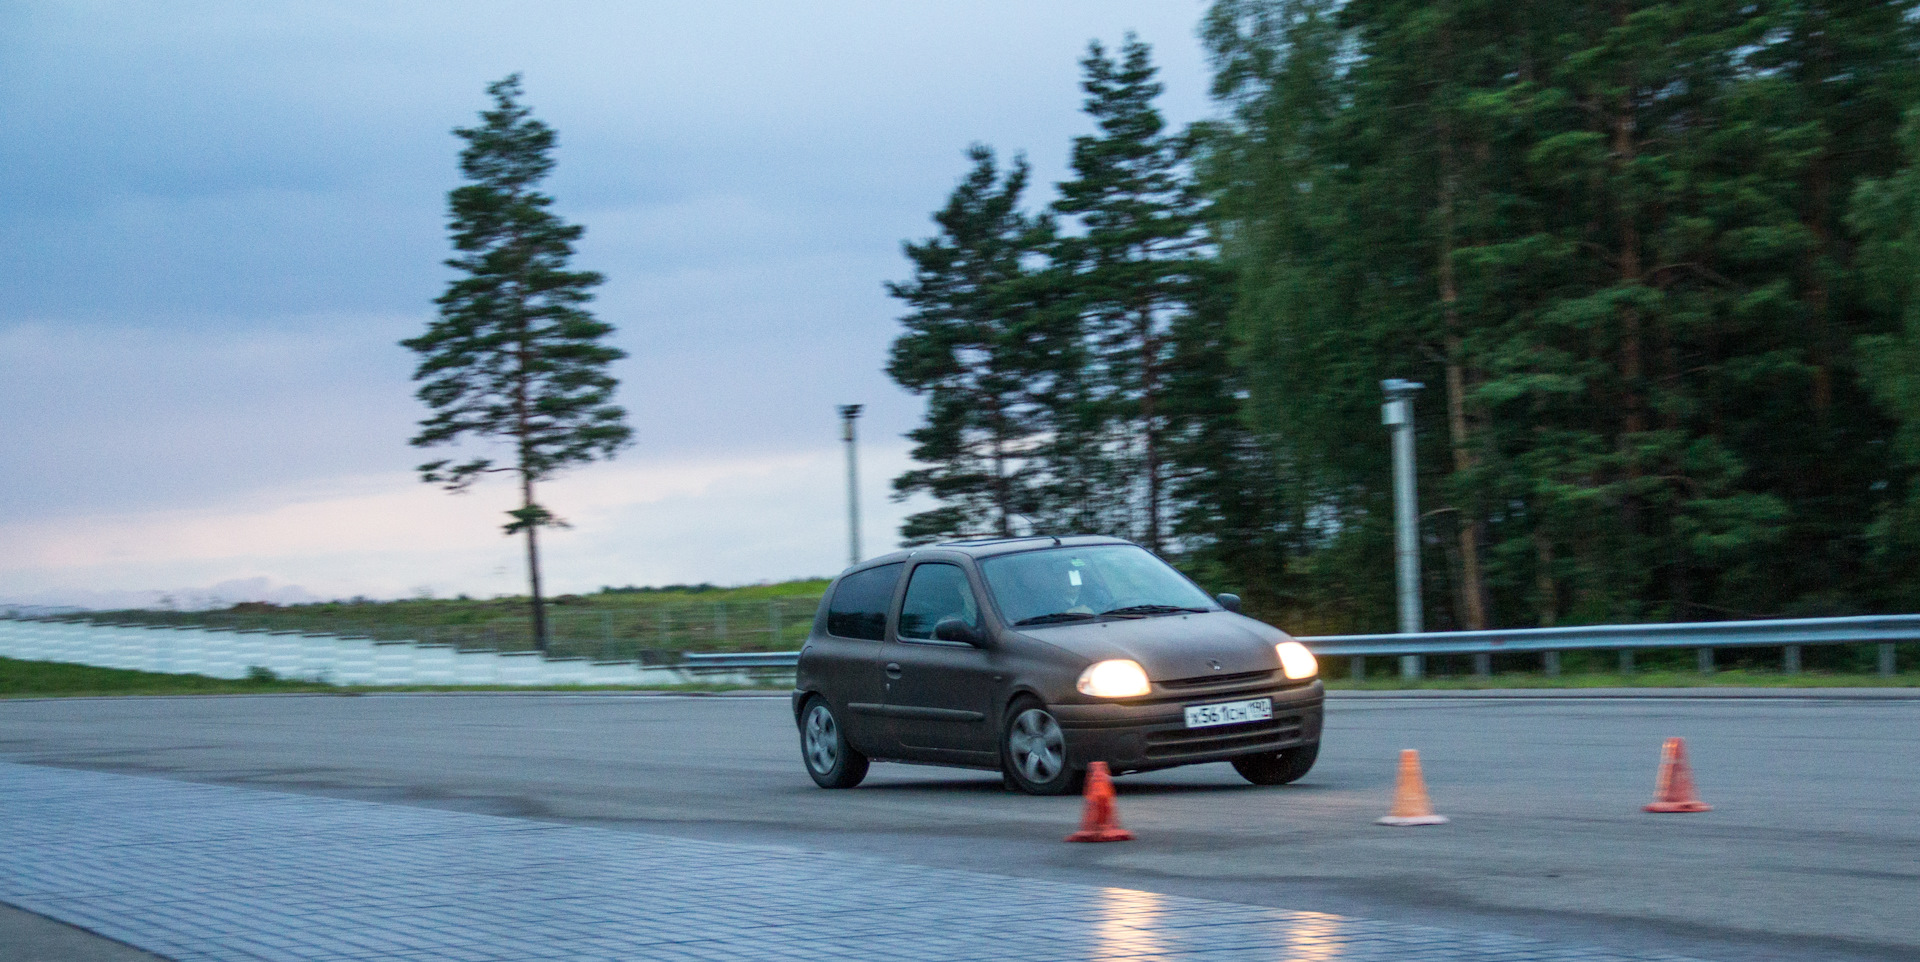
[403, 74, 631, 651]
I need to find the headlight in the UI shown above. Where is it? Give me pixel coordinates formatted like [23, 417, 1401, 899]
[1077, 659, 1151, 698]
[1276, 641, 1318, 680]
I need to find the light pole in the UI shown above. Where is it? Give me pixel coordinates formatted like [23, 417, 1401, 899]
[1382, 379, 1425, 679]
[839, 404, 863, 568]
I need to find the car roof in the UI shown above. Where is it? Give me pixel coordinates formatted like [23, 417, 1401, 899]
[846, 534, 1138, 572]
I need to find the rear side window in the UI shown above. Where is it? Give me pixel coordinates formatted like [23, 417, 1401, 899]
[826, 563, 903, 640]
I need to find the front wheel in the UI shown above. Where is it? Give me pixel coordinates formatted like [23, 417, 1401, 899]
[800, 697, 868, 788]
[1232, 742, 1319, 786]
[1001, 701, 1084, 796]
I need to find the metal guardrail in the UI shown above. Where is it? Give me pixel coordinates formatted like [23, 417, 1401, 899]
[1303, 614, 1920, 656]
[671, 613, 1916, 676]
[680, 651, 806, 670]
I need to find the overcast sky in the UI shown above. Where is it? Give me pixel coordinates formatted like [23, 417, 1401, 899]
[0, 1, 1218, 607]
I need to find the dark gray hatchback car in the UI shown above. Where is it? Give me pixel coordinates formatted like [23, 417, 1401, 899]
[791, 535, 1324, 795]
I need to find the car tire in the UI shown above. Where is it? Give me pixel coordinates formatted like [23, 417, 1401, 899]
[1232, 742, 1319, 786]
[1001, 699, 1084, 796]
[800, 696, 869, 789]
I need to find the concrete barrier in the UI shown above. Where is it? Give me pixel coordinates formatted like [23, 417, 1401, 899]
[0, 619, 764, 688]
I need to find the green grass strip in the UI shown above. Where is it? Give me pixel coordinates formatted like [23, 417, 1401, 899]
[0, 656, 339, 697]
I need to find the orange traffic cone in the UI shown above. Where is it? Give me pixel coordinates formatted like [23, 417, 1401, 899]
[1065, 762, 1135, 842]
[1644, 737, 1712, 813]
[1376, 749, 1449, 826]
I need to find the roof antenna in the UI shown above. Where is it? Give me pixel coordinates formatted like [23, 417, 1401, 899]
[1051, 535, 1061, 545]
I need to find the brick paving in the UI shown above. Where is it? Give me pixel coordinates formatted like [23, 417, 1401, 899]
[0, 762, 1705, 961]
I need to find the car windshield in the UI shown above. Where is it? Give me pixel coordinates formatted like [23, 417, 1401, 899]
[979, 544, 1216, 627]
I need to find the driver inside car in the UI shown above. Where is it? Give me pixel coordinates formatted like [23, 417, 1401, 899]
[1006, 556, 1111, 618]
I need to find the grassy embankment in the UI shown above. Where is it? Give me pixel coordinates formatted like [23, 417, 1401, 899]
[53, 580, 833, 660]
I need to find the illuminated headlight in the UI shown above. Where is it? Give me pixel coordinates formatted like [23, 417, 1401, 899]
[1276, 641, 1318, 680]
[1077, 659, 1151, 698]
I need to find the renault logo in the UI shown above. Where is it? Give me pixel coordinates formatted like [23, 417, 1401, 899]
[1208, 659, 1223, 670]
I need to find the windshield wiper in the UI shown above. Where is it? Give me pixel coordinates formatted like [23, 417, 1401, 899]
[1098, 604, 1211, 618]
[1013, 611, 1099, 627]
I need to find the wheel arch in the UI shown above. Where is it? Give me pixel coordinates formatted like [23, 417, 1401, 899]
[792, 688, 828, 727]
[996, 685, 1049, 736]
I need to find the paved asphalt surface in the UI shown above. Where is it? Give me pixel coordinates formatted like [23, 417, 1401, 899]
[1, 691, 1915, 961]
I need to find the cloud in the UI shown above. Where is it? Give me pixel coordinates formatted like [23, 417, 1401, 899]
[0, 316, 420, 518]
[0, 444, 929, 605]
[2, 578, 322, 613]
[0, 0, 1214, 600]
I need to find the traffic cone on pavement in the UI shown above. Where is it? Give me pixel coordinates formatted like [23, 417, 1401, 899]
[1065, 762, 1135, 842]
[1376, 749, 1449, 826]
[1644, 737, 1712, 813]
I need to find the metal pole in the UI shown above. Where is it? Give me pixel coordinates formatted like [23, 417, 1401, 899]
[840, 404, 863, 567]
[1382, 379, 1425, 680]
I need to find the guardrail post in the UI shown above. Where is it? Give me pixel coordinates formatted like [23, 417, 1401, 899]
[1350, 656, 1365, 682]
[1542, 651, 1560, 676]
[1783, 644, 1800, 674]
[1400, 654, 1425, 681]
[1880, 643, 1896, 677]
[1618, 649, 1633, 674]
[1473, 653, 1490, 679]
[1697, 647, 1714, 673]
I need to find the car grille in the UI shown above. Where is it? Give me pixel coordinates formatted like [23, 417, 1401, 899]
[1151, 669, 1298, 703]
[1160, 669, 1272, 690]
[1143, 714, 1306, 761]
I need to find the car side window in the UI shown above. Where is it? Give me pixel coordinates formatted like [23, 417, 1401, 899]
[826, 563, 903, 640]
[897, 563, 979, 641]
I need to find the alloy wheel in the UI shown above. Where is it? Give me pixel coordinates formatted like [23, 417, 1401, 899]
[803, 703, 838, 774]
[1008, 707, 1065, 783]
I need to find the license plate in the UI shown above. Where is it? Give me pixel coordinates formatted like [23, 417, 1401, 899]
[1184, 697, 1272, 729]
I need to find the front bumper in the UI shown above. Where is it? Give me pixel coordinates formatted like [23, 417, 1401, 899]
[1052, 678, 1324, 773]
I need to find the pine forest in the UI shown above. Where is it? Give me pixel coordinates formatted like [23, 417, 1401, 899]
[887, 0, 1920, 635]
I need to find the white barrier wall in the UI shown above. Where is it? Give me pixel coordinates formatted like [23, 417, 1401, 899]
[0, 620, 778, 687]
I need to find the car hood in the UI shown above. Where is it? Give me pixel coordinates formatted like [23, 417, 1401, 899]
[1012, 611, 1288, 681]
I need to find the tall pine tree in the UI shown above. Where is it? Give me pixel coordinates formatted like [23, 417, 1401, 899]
[887, 146, 1071, 542]
[404, 75, 631, 650]
[1051, 35, 1217, 553]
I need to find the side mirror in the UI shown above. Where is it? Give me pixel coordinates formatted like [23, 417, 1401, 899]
[934, 617, 986, 646]
[1215, 593, 1242, 613]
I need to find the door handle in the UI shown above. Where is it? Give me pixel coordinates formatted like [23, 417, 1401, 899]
[885, 662, 902, 678]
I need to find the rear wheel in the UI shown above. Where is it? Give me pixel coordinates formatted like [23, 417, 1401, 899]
[800, 697, 868, 789]
[1232, 742, 1319, 786]
[1001, 700, 1084, 796]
